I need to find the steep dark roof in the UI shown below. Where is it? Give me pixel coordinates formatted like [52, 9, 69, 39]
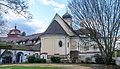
[31, 44, 41, 51]
[16, 33, 42, 42]
[58, 14, 78, 37]
[75, 28, 90, 35]
[43, 20, 67, 35]
[75, 28, 101, 37]
[0, 33, 42, 51]
[0, 37, 19, 42]
[25, 33, 41, 40]
[62, 12, 72, 18]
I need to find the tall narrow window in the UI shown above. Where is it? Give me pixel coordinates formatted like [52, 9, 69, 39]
[68, 42, 69, 48]
[59, 40, 62, 47]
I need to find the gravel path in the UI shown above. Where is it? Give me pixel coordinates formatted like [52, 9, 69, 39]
[0, 64, 92, 69]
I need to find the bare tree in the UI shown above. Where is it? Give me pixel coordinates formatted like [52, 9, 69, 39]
[0, 0, 31, 60]
[0, 0, 32, 33]
[0, 0, 32, 18]
[68, 0, 120, 64]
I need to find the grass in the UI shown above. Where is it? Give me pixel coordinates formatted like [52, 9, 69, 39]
[0, 66, 64, 69]
[79, 64, 91, 67]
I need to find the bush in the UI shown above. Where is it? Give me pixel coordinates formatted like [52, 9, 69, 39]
[94, 54, 104, 64]
[34, 58, 46, 63]
[85, 57, 92, 63]
[28, 56, 46, 63]
[40, 59, 46, 63]
[34, 58, 41, 63]
[51, 56, 61, 63]
[81, 61, 85, 63]
[28, 56, 35, 63]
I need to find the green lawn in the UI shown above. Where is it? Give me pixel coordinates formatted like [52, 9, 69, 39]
[0, 66, 64, 69]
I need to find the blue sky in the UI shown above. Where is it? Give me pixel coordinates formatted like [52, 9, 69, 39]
[2, 0, 68, 36]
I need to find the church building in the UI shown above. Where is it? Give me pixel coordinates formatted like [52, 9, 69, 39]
[40, 12, 100, 62]
[0, 12, 101, 63]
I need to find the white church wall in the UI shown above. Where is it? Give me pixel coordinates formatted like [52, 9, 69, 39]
[41, 35, 70, 56]
[66, 37, 70, 54]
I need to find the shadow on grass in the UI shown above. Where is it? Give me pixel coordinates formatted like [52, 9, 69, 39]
[80, 64, 120, 69]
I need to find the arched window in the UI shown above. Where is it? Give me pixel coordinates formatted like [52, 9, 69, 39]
[59, 40, 63, 47]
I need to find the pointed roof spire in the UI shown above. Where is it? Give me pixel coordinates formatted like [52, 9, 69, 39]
[15, 24, 17, 29]
[62, 7, 72, 19]
[66, 7, 68, 13]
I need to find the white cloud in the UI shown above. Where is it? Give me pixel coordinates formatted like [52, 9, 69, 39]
[40, 0, 65, 12]
[40, 0, 52, 5]
[3, 12, 48, 35]
[28, 0, 36, 5]
[25, 19, 47, 34]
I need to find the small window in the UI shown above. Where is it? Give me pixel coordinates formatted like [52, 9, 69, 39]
[25, 54, 27, 56]
[93, 46, 98, 50]
[68, 42, 69, 48]
[59, 40, 63, 47]
[30, 41, 32, 43]
[84, 46, 89, 51]
[23, 42, 25, 44]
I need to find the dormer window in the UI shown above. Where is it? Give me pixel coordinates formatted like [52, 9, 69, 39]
[59, 40, 63, 47]
[33, 40, 36, 43]
[25, 40, 27, 44]
[16, 43, 19, 45]
[17, 42, 20, 45]
[30, 41, 32, 43]
[22, 42, 25, 44]
[35, 39, 39, 42]
[20, 42, 22, 45]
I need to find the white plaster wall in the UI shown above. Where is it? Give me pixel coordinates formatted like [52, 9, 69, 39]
[116, 40, 120, 50]
[70, 37, 79, 51]
[77, 37, 100, 52]
[41, 35, 70, 55]
[0, 49, 37, 63]
[116, 57, 120, 66]
[41, 54, 47, 59]
[16, 50, 35, 62]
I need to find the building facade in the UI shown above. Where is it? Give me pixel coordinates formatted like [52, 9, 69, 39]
[40, 12, 100, 62]
[0, 26, 41, 64]
[1, 12, 117, 63]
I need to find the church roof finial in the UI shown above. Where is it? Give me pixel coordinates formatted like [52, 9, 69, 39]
[66, 6, 68, 13]
[62, 7, 72, 19]
[15, 24, 17, 29]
